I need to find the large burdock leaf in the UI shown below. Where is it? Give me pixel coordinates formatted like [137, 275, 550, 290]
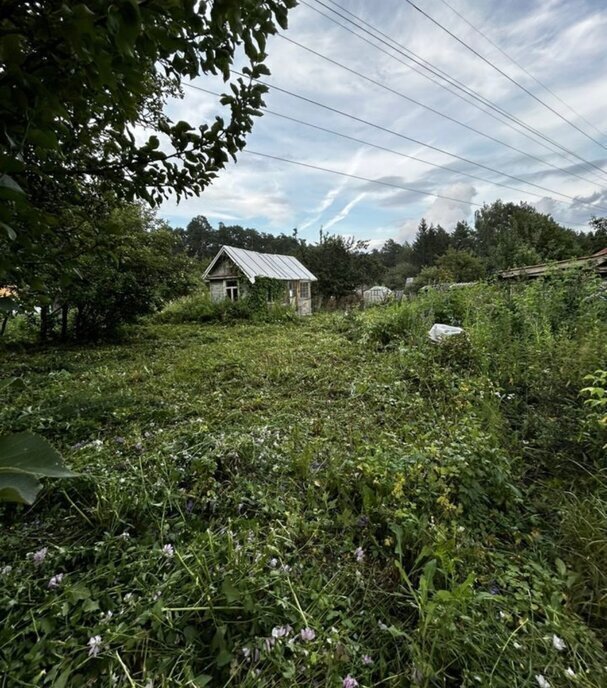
[0, 471, 43, 505]
[0, 432, 77, 504]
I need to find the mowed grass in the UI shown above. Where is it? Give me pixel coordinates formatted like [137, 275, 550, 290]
[1, 286, 607, 687]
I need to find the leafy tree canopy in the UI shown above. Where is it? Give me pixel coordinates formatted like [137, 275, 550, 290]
[0, 0, 296, 283]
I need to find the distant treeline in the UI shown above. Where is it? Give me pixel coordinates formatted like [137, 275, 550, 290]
[175, 201, 607, 293]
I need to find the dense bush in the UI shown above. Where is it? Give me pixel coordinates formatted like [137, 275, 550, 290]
[156, 284, 297, 325]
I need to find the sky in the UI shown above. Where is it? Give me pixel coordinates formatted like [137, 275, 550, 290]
[157, 0, 607, 247]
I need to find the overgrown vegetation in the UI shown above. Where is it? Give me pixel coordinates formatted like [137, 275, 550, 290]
[1, 276, 606, 686]
[155, 283, 296, 325]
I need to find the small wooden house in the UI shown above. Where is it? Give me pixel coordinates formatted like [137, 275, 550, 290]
[202, 245, 317, 315]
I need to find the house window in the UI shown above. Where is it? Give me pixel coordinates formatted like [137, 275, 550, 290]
[226, 279, 239, 301]
[299, 281, 310, 299]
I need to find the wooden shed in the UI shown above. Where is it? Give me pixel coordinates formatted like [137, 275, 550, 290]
[202, 245, 317, 315]
[499, 248, 607, 280]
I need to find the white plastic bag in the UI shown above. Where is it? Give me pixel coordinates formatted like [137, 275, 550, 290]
[428, 323, 464, 343]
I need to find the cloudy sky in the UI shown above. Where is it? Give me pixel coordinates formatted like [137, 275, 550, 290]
[158, 0, 607, 246]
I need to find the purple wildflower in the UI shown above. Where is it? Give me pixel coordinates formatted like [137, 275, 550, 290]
[300, 627, 316, 641]
[271, 624, 293, 638]
[342, 675, 359, 688]
[48, 573, 64, 589]
[162, 544, 174, 558]
[362, 655, 373, 665]
[32, 547, 48, 566]
[354, 547, 364, 563]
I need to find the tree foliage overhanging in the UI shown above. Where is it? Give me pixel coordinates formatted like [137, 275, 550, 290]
[0, 0, 297, 285]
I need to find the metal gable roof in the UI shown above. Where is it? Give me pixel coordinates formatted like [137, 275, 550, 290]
[203, 245, 317, 284]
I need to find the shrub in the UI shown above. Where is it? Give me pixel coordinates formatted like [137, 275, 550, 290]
[156, 289, 297, 325]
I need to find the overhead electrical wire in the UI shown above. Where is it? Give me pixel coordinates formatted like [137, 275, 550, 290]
[243, 151, 600, 229]
[434, 0, 607, 142]
[278, 31, 607, 191]
[242, 149, 485, 207]
[185, 81, 607, 214]
[186, 83, 582, 206]
[401, 0, 607, 156]
[304, 0, 607, 187]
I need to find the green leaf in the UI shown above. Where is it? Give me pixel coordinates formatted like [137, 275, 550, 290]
[0, 174, 24, 194]
[53, 668, 72, 688]
[0, 221, 16, 240]
[0, 471, 42, 504]
[221, 577, 241, 603]
[0, 432, 77, 477]
[0, 377, 26, 392]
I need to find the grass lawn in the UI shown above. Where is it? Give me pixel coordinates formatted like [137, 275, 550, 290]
[1, 282, 607, 687]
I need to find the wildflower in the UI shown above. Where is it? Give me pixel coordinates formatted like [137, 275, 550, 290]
[100, 610, 113, 624]
[162, 544, 174, 558]
[269, 558, 278, 568]
[88, 635, 103, 657]
[354, 547, 364, 563]
[378, 621, 388, 631]
[552, 634, 566, 652]
[242, 647, 251, 659]
[124, 593, 134, 603]
[33, 548, 48, 566]
[264, 637, 276, 652]
[119, 531, 130, 541]
[48, 573, 64, 589]
[271, 625, 293, 638]
[362, 655, 373, 665]
[280, 564, 292, 573]
[1, 565, 12, 575]
[152, 590, 162, 601]
[565, 667, 576, 678]
[342, 675, 359, 688]
[535, 675, 551, 688]
[300, 627, 316, 641]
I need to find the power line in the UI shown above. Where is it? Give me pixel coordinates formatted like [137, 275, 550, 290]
[402, 0, 607, 157]
[305, 0, 607, 187]
[279, 31, 607, 190]
[434, 0, 607, 142]
[186, 82, 607, 214]
[242, 151, 598, 229]
[243, 148, 485, 207]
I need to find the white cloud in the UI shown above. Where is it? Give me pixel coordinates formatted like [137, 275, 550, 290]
[157, 0, 607, 239]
